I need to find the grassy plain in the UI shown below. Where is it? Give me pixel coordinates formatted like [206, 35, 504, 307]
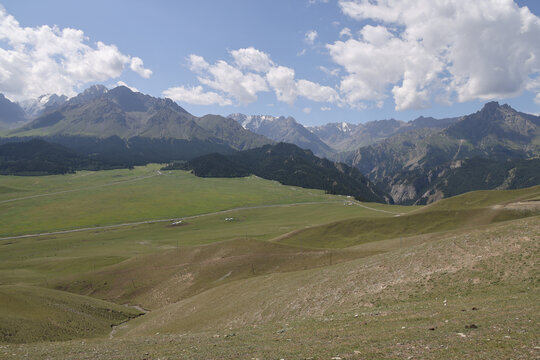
[1, 165, 379, 236]
[0, 166, 538, 359]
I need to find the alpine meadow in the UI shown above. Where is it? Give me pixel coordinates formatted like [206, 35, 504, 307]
[0, 1, 539, 359]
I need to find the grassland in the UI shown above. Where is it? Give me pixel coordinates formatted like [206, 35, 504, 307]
[1, 164, 368, 236]
[0, 166, 538, 359]
[279, 185, 540, 248]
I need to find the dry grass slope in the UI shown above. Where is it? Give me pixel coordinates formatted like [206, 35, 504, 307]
[1, 177, 539, 359]
[3, 215, 538, 359]
[0, 285, 142, 344]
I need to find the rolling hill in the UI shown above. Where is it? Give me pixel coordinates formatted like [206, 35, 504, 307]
[0, 166, 538, 358]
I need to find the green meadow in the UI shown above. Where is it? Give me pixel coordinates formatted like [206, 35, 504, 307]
[0, 164, 361, 236]
[0, 166, 538, 359]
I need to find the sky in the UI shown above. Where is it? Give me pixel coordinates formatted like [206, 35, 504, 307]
[1, 0, 540, 126]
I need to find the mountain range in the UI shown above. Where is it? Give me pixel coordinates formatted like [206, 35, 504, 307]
[228, 113, 334, 158]
[1, 85, 539, 205]
[308, 116, 459, 152]
[343, 102, 540, 204]
[1, 85, 271, 164]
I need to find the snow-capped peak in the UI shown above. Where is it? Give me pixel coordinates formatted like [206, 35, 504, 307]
[337, 122, 351, 132]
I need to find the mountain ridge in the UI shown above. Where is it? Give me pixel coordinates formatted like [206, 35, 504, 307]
[178, 142, 390, 203]
[344, 102, 540, 204]
[228, 113, 334, 157]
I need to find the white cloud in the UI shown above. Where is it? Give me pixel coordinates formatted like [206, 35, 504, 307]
[303, 107, 312, 114]
[189, 56, 268, 105]
[129, 57, 152, 78]
[163, 85, 232, 106]
[308, 0, 329, 5]
[339, 27, 352, 38]
[331, 0, 540, 110]
[116, 81, 139, 92]
[319, 66, 340, 77]
[171, 47, 339, 107]
[305, 30, 318, 45]
[534, 93, 540, 105]
[321, 106, 331, 111]
[0, 6, 152, 101]
[266, 66, 297, 104]
[230, 47, 273, 72]
[265, 65, 340, 105]
[297, 79, 339, 103]
[187, 54, 209, 73]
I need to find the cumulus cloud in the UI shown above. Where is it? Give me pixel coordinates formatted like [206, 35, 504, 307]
[331, 0, 540, 110]
[163, 85, 232, 106]
[266, 66, 297, 104]
[339, 27, 352, 38]
[303, 107, 312, 114]
[129, 57, 152, 78]
[189, 56, 268, 105]
[534, 93, 540, 105]
[297, 79, 339, 102]
[0, 6, 152, 101]
[166, 47, 340, 107]
[305, 30, 318, 44]
[321, 106, 331, 111]
[230, 47, 273, 72]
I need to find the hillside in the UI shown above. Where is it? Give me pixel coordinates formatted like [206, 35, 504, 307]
[0, 94, 27, 129]
[344, 102, 540, 204]
[0, 139, 117, 175]
[0, 285, 142, 343]
[0, 166, 538, 358]
[2, 86, 272, 165]
[181, 142, 390, 203]
[8, 86, 270, 151]
[18, 94, 68, 119]
[197, 114, 271, 151]
[10, 86, 207, 140]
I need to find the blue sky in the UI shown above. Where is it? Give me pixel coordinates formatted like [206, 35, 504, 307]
[1, 0, 540, 125]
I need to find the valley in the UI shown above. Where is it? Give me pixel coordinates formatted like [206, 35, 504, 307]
[0, 165, 538, 358]
[2, 1, 540, 358]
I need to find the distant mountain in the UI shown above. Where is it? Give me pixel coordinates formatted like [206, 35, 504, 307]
[0, 139, 116, 175]
[180, 142, 390, 203]
[0, 94, 27, 129]
[11, 86, 203, 139]
[228, 113, 334, 158]
[4, 86, 271, 163]
[343, 102, 540, 204]
[196, 114, 272, 152]
[309, 116, 459, 152]
[18, 93, 68, 119]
